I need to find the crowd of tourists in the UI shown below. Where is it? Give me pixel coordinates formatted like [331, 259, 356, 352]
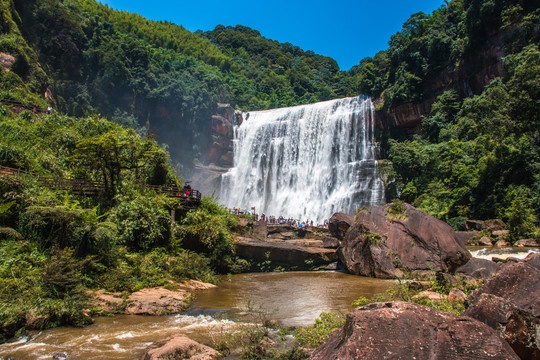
[230, 207, 329, 229]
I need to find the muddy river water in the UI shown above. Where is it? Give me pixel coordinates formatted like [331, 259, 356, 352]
[0, 271, 393, 359]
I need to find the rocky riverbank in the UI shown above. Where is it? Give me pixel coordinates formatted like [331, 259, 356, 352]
[88, 280, 217, 316]
[233, 220, 339, 270]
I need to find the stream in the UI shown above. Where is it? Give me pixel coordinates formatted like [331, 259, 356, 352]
[0, 271, 393, 360]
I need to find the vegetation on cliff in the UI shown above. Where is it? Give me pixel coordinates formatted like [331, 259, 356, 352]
[341, 0, 539, 240]
[5, 0, 358, 175]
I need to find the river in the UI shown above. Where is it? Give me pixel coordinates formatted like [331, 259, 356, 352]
[0, 271, 393, 360]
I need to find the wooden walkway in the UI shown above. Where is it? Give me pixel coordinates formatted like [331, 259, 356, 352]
[0, 165, 201, 209]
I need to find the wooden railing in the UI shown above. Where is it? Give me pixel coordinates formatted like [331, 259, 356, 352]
[0, 165, 201, 207]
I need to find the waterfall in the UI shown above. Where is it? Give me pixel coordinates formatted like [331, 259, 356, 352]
[220, 96, 384, 223]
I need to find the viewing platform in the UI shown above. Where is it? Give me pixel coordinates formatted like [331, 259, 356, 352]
[0, 165, 201, 211]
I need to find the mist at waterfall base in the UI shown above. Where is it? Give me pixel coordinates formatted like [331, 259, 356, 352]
[220, 96, 384, 223]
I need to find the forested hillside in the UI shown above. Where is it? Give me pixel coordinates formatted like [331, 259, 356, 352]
[358, 0, 539, 238]
[0, 0, 245, 340]
[3, 0, 356, 174]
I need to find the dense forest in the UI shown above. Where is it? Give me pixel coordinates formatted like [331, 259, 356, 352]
[0, 0, 246, 340]
[0, 0, 538, 342]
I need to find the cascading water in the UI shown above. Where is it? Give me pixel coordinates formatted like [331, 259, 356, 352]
[220, 95, 384, 223]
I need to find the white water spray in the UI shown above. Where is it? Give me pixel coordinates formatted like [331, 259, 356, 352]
[220, 96, 384, 223]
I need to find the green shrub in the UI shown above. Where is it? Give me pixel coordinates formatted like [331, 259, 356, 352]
[386, 200, 409, 220]
[446, 216, 467, 231]
[294, 311, 345, 348]
[108, 188, 171, 251]
[364, 232, 382, 246]
[178, 196, 241, 273]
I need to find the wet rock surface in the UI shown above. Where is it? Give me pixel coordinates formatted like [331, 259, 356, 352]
[338, 203, 470, 278]
[456, 257, 500, 280]
[90, 281, 216, 316]
[140, 335, 219, 360]
[309, 301, 518, 360]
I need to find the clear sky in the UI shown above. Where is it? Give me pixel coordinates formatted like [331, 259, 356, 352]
[98, 0, 445, 70]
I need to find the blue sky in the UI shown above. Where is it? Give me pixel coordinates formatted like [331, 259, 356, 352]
[98, 0, 444, 70]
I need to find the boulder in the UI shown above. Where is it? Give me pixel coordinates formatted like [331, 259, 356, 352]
[308, 302, 518, 360]
[492, 230, 510, 238]
[413, 290, 446, 302]
[448, 288, 467, 304]
[90, 281, 215, 316]
[456, 257, 500, 280]
[495, 239, 510, 247]
[407, 280, 431, 291]
[492, 256, 520, 264]
[52, 353, 69, 360]
[338, 203, 471, 278]
[524, 252, 540, 270]
[0, 53, 16, 72]
[140, 335, 219, 360]
[89, 290, 125, 314]
[464, 293, 540, 360]
[322, 236, 340, 249]
[466, 219, 507, 232]
[478, 236, 493, 246]
[328, 213, 354, 240]
[454, 231, 478, 246]
[515, 239, 540, 247]
[125, 287, 192, 316]
[468, 260, 540, 318]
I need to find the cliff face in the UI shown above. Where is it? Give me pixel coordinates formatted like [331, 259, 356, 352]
[375, 32, 505, 130]
[191, 103, 242, 196]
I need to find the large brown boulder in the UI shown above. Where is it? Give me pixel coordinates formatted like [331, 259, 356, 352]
[328, 213, 354, 240]
[456, 257, 500, 280]
[140, 335, 219, 360]
[525, 252, 540, 270]
[338, 203, 471, 278]
[468, 257, 540, 318]
[90, 281, 216, 316]
[464, 293, 540, 360]
[126, 287, 192, 316]
[515, 239, 540, 247]
[308, 302, 518, 360]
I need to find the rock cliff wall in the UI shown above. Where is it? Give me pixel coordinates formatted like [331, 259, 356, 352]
[375, 33, 505, 130]
[191, 103, 241, 195]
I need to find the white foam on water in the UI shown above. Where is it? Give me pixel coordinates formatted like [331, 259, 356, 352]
[174, 314, 238, 330]
[116, 331, 134, 339]
[470, 248, 539, 261]
[111, 343, 125, 352]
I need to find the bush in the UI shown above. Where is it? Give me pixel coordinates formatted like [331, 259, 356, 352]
[446, 216, 467, 231]
[294, 311, 345, 348]
[108, 187, 171, 251]
[386, 200, 408, 220]
[178, 196, 242, 273]
[0, 241, 92, 342]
